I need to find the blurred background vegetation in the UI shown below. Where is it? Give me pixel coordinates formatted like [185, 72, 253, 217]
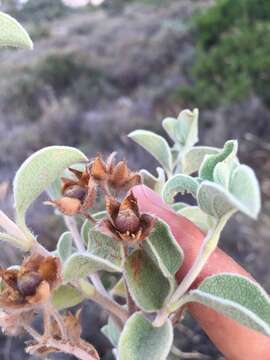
[0, 0, 269, 358]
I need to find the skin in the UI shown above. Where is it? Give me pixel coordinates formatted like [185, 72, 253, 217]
[132, 185, 270, 360]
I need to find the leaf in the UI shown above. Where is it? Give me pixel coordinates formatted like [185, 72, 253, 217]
[63, 252, 122, 281]
[198, 170, 260, 219]
[110, 278, 126, 298]
[46, 163, 85, 201]
[128, 130, 172, 173]
[213, 161, 235, 189]
[14, 146, 87, 234]
[143, 219, 184, 277]
[162, 109, 199, 149]
[197, 181, 237, 219]
[181, 146, 219, 175]
[0, 12, 33, 49]
[124, 249, 173, 312]
[188, 273, 270, 336]
[140, 167, 166, 194]
[87, 229, 124, 269]
[51, 285, 83, 310]
[229, 165, 261, 219]
[171, 202, 188, 211]
[162, 174, 199, 203]
[178, 206, 215, 233]
[118, 312, 173, 360]
[199, 140, 238, 181]
[56, 232, 73, 263]
[101, 316, 121, 347]
[81, 211, 106, 244]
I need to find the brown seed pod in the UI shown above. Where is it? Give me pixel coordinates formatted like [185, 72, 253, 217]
[17, 272, 42, 297]
[98, 192, 156, 244]
[114, 208, 140, 234]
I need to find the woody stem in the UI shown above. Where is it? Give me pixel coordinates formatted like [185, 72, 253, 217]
[24, 324, 97, 360]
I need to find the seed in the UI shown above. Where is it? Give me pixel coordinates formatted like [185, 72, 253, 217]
[115, 209, 140, 234]
[17, 272, 42, 297]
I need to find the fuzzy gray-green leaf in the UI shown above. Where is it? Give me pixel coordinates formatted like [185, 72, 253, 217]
[51, 285, 83, 310]
[0, 12, 33, 49]
[128, 130, 172, 173]
[229, 165, 261, 219]
[163, 174, 199, 203]
[57, 232, 73, 263]
[88, 229, 124, 269]
[143, 219, 184, 277]
[118, 312, 173, 360]
[14, 146, 87, 233]
[81, 211, 106, 244]
[178, 206, 215, 233]
[101, 316, 121, 347]
[199, 140, 238, 181]
[162, 109, 199, 149]
[140, 168, 165, 194]
[188, 273, 270, 336]
[124, 250, 173, 312]
[198, 171, 260, 219]
[63, 252, 122, 281]
[182, 146, 219, 175]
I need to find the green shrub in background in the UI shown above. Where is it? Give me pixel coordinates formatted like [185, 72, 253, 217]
[180, 0, 270, 108]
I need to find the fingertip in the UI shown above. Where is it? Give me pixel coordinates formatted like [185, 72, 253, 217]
[132, 184, 173, 214]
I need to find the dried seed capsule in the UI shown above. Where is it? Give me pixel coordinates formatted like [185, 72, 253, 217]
[17, 272, 42, 297]
[115, 209, 140, 234]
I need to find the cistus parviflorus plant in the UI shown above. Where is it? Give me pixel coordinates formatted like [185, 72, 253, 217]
[0, 12, 270, 360]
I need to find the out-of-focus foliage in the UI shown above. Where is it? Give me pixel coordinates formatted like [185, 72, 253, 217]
[11, 0, 70, 22]
[6, 53, 108, 120]
[179, 0, 270, 108]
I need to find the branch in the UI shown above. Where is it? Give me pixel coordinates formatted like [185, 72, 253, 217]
[24, 324, 98, 360]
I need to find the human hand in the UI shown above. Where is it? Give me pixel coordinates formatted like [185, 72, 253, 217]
[133, 185, 270, 360]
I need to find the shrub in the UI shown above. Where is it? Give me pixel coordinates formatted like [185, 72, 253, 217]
[179, 0, 270, 108]
[5, 53, 109, 120]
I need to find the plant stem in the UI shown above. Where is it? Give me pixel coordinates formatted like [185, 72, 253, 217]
[64, 216, 85, 252]
[0, 211, 33, 250]
[24, 324, 98, 360]
[171, 345, 211, 359]
[169, 212, 232, 305]
[125, 279, 136, 316]
[154, 212, 234, 327]
[64, 215, 109, 298]
[79, 279, 128, 325]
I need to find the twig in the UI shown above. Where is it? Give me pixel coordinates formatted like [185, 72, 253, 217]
[48, 305, 68, 340]
[24, 324, 98, 360]
[171, 306, 185, 326]
[171, 345, 211, 359]
[64, 215, 110, 298]
[89, 273, 109, 298]
[88, 289, 128, 325]
[79, 280, 128, 325]
[43, 307, 51, 338]
[125, 279, 137, 316]
[64, 216, 85, 252]
[0, 211, 26, 240]
[123, 244, 136, 315]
